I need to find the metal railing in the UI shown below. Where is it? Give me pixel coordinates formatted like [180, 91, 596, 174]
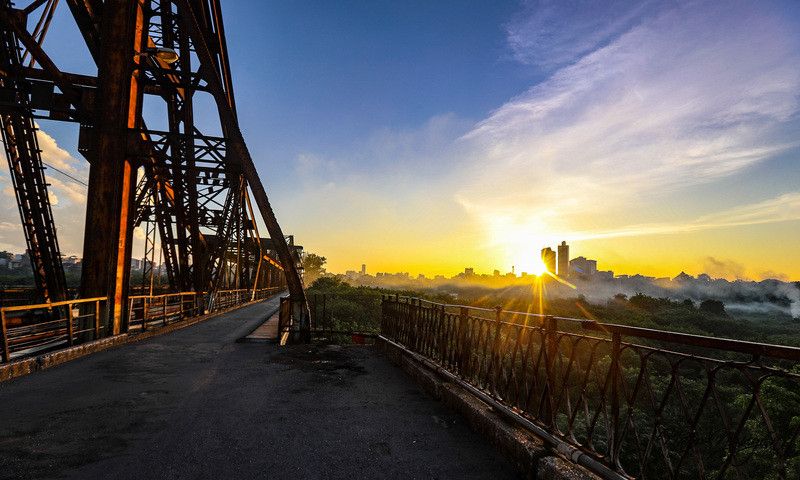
[279, 293, 381, 343]
[127, 292, 200, 331]
[127, 287, 284, 331]
[381, 296, 800, 480]
[0, 297, 106, 362]
[308, 293, 381, 336]
[278, 296, 292, 344]
[279, 293, 381, 342]
[0, 286, 80, 308]
[206, 287, 282, 312]
[1, 287, 284, 363]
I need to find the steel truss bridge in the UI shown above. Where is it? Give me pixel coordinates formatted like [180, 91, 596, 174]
[0, 0, 309, 336]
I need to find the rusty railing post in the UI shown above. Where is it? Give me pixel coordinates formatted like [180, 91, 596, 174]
[0, 309, 9, 362]
[380, 295, 387, 336]
[439, 304, 447, 365]
[410, 299, 419, 351]
[610, 332, 621, 462]
[143, 297, 150, 331]
[459, 306, 469, 378]
[127, 300, 134, 332]
[322, 293, 327, 332]
[491, 305, 504, 398]
[313, 294, 318, 330]
[66, 302, 75, 346]
[543, 315, 557, 427]
[278, 297, 284, 336]
[94, 300, 101, 339]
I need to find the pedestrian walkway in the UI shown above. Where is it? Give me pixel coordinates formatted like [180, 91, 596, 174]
[0, 296, 519, 479]
[240, 310, 280, 343]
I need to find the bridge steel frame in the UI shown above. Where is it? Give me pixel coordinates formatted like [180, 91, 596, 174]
[0, 0, 309, 338]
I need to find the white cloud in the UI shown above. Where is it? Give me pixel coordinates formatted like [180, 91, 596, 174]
[48, 177, 87, 205]
[506, 0, 660, 68]
[35, 124, 88, 177]
[0, 126, 88, 254]
[458, 0, 800, 244]
[555, 192, 800, 241]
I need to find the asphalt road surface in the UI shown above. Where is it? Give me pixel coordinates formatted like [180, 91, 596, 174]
[0, 296, 519, 479]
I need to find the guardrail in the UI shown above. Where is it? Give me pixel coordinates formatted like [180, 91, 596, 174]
[127, 292, 200, 331]
[0, 297, 106, 362]
[381, 295, 800, 480]
[308, 293, 381, 336]
[278, 296, 292, 344]
[279, 294, 381, 343]
[0, 287, 80, 308]
[1, 287, 284, 363]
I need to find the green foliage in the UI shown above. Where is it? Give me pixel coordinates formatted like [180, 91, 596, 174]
[302, 253, 327, 284]
[304, 278, 459, 344]
[699, 298, 727, 316]
[0, 265, 36, 286]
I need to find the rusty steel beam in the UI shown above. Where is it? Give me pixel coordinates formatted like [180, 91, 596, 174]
[175, 0, 309, 337]
[79, 0, 146, 334]
[2, 0, 302, 337]
[0, 0, 68, 304]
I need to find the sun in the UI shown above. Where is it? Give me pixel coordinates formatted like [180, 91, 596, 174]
[515, 249, 549, 277]
[528, 259, 549, 277]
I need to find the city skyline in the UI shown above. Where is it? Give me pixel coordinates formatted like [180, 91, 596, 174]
[326, 241, 796, 283]
[1, 0, 799, 282]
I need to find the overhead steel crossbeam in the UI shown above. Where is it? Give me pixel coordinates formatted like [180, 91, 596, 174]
[0, 0, 308, 337]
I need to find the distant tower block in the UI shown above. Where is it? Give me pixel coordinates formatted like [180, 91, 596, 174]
[361, 264, 366, 276]
[541, 247, 556, 274]
[557, 241, 569, 277]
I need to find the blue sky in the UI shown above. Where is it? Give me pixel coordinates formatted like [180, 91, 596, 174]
[2, 0, 800, 280]
[229, 0, 533, 163]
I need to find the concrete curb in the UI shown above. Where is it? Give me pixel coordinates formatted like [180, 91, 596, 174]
[377, 336, 601, 480]
[0, 298, 272, 383]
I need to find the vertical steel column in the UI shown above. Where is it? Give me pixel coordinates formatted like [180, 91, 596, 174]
[80, 0, 146, 334]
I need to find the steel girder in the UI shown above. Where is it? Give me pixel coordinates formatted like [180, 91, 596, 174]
[0, 0, 308, 335]
[0, 0, 68, 304]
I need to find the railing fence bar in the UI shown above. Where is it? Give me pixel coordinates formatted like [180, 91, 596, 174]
[380, 296, 800, 479]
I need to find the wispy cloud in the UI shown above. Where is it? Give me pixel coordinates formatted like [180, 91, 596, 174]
[506, 0, 659, 68]
[458, 0, 800, 246]
[563, 192, 800, 241]
[0, 126, 88, 254]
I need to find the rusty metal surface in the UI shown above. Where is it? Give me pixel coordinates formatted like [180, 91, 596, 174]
[0, 1, 68, 305]
[0, 0, 302, 334]
[79, 0, 145, 334]
[382, 296, 800, 479]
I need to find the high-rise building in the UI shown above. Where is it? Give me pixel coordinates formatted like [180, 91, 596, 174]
[569, 256, 597, 276]
[557, 241, 569, 277]
[361, 264, 366, 276]
[541, 247, 556, 274]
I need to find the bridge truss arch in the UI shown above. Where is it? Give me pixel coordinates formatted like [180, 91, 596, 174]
[0, 0, 309, 336]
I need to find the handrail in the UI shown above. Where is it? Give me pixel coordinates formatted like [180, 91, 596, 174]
[0, 296, 107, 313]
[390, 295, 800, 360]
[382, 295, 800, 479]
[2, 287, 284, 363]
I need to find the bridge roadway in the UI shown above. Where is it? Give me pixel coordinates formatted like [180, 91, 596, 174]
[0, 295, 519, 479]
